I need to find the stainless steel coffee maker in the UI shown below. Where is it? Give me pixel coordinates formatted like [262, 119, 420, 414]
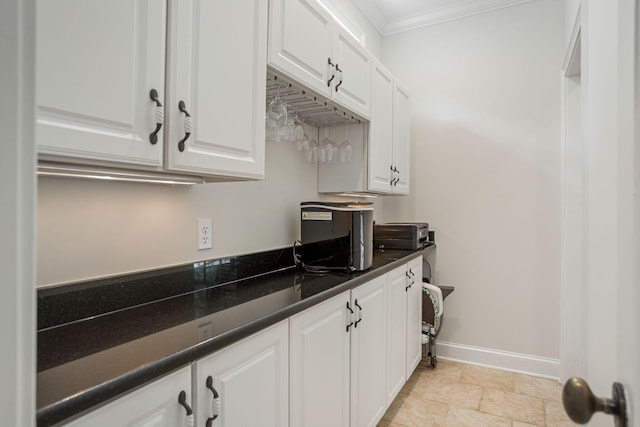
[299, 201, 373, 272]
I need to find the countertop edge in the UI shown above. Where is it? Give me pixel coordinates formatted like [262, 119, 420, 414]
[37, 250, 424, 426]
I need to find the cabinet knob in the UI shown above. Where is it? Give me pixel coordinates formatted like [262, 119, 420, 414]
[562, 377, 627, 426]
[177, 101, 192, 152]
[149, 89, 163, 145]
[335, 64, 343, 91]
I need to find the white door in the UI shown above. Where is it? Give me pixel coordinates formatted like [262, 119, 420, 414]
[561, 1, 639, 425]
[36, 0, 165, 167]
[290, 291, 351, 427]
[192, 320, 288, 427]
[350, 276, 387, 427]
[393, 83, 411, 195]
[2, 0, 36, 423]
[385, 265, 409, 405]
[405, 257, 423, 378]
[268, 0, 333, 98]
[332, 27, 371, 119]
[66, 367, 192, 427]
[368, 60, 394, 193]
[166, 0, 267, 179]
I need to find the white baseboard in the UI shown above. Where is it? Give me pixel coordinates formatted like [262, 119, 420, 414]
[435, 341, 560, 380]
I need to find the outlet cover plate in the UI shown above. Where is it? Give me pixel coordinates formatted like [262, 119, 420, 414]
[198, 218, 212, 250]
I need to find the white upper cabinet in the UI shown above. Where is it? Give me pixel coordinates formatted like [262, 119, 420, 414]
[36, 0, 166, 167]
[165, 0, 267, 179]
[393, 83, 411, 195]
[367, 60, 411, 195]
[332, 27, 372, 119]
[368, 60, 395, 193]
[268, 0, 333, 98]
[268, 0, 371, 119]
[318, 59, 410, 195]
[36, 0, 267, 180]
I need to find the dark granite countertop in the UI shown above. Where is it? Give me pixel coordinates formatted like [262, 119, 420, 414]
[37, 245, 433, 426]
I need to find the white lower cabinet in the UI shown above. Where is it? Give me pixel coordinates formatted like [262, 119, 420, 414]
[350, 275, 388, 427]
[386, 257, 423, 405]
[405, 257, 424, 378]
[192, 320, 289, 427]
[290, 291, 351, 427]
[61, 257, 423, 426]
[290, 272, 395, 427]
[64, 366, 192, 427]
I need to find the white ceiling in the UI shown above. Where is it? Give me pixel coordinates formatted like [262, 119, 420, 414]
[352, 0, 537, 36]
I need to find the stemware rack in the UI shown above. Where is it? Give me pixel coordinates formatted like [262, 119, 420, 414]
[266, 68, 367, 129]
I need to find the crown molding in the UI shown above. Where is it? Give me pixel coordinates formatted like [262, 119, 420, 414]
[355, 0, 537, 37]
[351, 0, 388, 35]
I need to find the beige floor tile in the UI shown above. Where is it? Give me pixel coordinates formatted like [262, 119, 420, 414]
[377, 419, 410, 427]
[544, 399, 578, 426]
[382, 360, 573, 427]
[515, 374, 563, 400]
[423, 376, 483, 410]
[480, 388, 545, 426]
[403, 368, 433, 397]
[381, 394, 446, 427]
[383, 393, 409, 422]
[444, 407, 510, 426]
[460, 364, 515, 392]
[427, 359, 464, 381]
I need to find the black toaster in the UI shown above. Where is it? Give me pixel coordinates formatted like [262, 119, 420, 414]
[373, 222, 430, 250]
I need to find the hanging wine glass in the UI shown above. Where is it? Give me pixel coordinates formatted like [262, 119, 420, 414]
[340, 125, 352, 163]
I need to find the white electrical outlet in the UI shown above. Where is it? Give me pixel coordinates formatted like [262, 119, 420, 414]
[198, 218, 212, 250]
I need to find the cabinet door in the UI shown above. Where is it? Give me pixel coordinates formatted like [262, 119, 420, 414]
[65, 366, 192, 427]
[36, 0, 165, 167]
[290, 291, 351, 427]
[350, 276, 387, 427]
[406, 256, 423, 377]
[368, 60, 394, 193]
[393, 83, 411, 194]
[166, 0, 267, 179]
[193, 320, 288, 427]
[332, 28, 371, 119]
[385, 265, 409, 405]
[268, 0, 333, 98]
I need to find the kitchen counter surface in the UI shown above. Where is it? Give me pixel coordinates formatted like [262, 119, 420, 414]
[37, 245, 432, 425]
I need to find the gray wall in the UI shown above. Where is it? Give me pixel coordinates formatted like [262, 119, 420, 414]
[381, 0, 564, 365]
[37, 0, 383, 287]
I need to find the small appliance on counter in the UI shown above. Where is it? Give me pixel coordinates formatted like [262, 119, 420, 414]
[373, 222, 430, 250]
[298, 201, 374, 272]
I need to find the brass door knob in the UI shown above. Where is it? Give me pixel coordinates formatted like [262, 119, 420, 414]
[562, 377, 627, 426]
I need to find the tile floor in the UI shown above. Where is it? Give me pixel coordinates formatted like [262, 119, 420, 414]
[378, 359, 577, 426]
